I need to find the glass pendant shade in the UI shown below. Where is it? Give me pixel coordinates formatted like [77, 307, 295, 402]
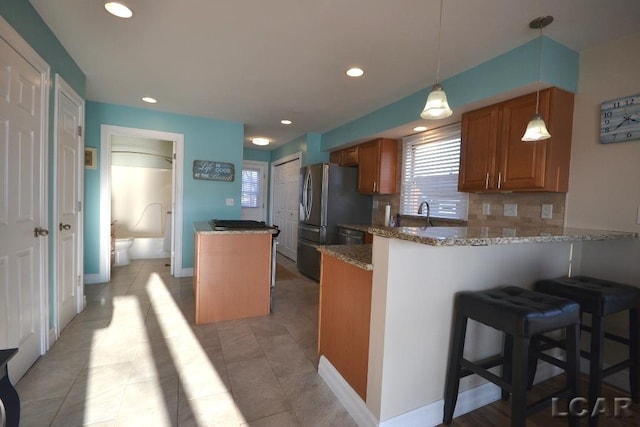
[420, 83, 453, 119]
[521, 113, 551, 141]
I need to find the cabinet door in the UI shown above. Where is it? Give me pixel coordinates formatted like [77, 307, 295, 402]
[498, 90, 550, 190]
[357, 141, 379, 194]
[459, 105, 500, 191]
[342, 147, 359, 166]
[330, 150, 342, 164]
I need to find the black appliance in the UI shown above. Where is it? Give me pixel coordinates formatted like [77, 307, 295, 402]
[297, 163, 372, 280]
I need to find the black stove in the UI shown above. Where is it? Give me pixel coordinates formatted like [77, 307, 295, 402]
[209, 219, 280, 236]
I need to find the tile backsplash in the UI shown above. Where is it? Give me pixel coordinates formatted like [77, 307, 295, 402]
[373, 192, 566, 228]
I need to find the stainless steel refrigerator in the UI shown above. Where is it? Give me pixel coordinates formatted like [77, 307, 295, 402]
[297, 163, 372, 280]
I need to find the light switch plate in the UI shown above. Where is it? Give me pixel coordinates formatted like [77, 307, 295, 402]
[482, 202, 491, 215]
[226, 198, 234, 206]
[503, 203, 518, 217]
[541, 204, 553, 219]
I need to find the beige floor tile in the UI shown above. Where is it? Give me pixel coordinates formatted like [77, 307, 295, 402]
[20, 396, 66, 427]
[178, 390, 244, 427]
[115, 375, 179, 426]
[217, 323, 265, 363]
[242, 410, 301, 427]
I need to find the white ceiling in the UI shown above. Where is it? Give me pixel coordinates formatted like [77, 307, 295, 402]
[30, 0, 640, 150]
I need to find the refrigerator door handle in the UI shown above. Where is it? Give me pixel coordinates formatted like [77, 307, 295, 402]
[304, 170, 313, 221]
[299, 224, 322, 234]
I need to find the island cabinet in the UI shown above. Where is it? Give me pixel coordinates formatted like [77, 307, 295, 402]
[193, 229, 272, 324]
[458, 87, 574, 192]
[318, 251, 373, 400]
[357, 138, 398, 194]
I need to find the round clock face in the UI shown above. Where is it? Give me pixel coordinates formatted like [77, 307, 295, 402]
[600, 94, 640, 144]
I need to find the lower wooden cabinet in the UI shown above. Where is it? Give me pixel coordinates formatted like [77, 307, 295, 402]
[318, 253, 372, 400]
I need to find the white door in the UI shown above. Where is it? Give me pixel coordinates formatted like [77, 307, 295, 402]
[0, 35, 47, 381]
[272, 157, 299, 260]
[55, 76, 83, 334]
[241, 161, 267, 222]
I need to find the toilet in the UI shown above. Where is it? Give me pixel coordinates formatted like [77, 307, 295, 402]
[114, 238, 134, 266]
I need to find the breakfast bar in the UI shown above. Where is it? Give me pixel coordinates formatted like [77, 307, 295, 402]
[317, 226, 638, 427]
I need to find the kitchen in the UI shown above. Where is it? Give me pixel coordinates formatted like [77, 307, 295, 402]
[1, 1, 639, 426]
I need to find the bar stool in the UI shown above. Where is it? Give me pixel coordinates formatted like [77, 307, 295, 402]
[533, 275, 640, 426]
[443, 286, 580, 427]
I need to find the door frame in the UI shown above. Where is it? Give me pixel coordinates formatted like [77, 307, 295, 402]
[0, 16, 51, 351]
[241, 160, 268, 222]
[52, 74, 84, 339]
[98, 125, 185, 282]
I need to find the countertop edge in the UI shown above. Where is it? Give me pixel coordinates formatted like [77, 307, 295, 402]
[317, 245, 373, 271]
[193, 221, 278, 234]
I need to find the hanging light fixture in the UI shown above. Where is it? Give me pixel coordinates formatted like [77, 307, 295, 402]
[420, 0, 452, 120]
[522, 16, 553, 142]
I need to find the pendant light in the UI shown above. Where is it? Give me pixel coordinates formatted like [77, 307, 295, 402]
[522, 16, 553, 142]
[420, 0, 452, 119]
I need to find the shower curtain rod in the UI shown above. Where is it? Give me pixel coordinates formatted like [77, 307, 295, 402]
[112, 150, 172, 163]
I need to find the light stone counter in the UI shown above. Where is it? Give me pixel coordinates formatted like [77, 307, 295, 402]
[193, 221, 278, 235]
[368, 225, 637, 247]
[317, 244, 373, 271]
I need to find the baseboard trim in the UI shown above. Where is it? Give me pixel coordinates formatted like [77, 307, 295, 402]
[175, 267, 193, 278]
[48, 327, 57, 351]
[318, 356, 378, 427]
[83, 273, 102, 284]
[318, 356, 563, 427]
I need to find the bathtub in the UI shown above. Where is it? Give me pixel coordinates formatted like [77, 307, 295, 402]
[128, 237, 171, 260]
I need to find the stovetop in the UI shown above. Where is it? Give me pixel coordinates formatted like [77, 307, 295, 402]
[209, 220, 280, 236]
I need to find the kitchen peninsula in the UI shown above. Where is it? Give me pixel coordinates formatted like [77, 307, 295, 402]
[193, 221, 278, 324]
[317, 225, 638, 427]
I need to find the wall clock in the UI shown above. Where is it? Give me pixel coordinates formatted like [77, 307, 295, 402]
[600, 94, 640, 144]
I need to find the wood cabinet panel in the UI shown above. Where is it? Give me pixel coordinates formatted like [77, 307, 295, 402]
[357, 138, 398, 194]
[194, 232, 271, 324]
[318, 254, 372, 400]
[459, 87, 574, 192]
[329, 146, 359, 166]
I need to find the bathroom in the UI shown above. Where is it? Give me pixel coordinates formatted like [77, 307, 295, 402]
[111, 135, 173, 267]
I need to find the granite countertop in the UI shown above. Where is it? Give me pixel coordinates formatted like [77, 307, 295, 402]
[367, 225, 638, 247]
[337, 224, 372, 233]
[317, 244, 373, 271]
[193, 221, 278, 235]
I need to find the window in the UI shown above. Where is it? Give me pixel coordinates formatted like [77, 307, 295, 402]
[241, 168, 260, 208]
[400, 124, 468, 220]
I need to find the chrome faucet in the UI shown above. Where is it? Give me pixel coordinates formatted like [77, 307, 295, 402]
[418, 201, 430, 227]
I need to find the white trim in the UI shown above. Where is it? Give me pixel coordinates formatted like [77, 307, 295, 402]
[319, 355, 563, 427]
[52, 74, 85, 341]
[318, 356, 378, 427]
[100, 125, 185, 281]
[268, 151, 301, 227]
[241, 160, 268, 222]
[0, 16, 51, 354]
[83, 274, 102, 285]
[180, 268, 193, 278]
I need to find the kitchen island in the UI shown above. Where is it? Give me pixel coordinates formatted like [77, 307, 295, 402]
[317, 225, 638, 427]
[193, 221, 278, 324]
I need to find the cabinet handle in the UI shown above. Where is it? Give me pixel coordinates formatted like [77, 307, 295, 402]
[485, 173, 489, 189]
[373, 181, 377, 193]
[497, 172, 502, 189]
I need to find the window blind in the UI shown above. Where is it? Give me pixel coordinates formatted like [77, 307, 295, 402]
[400, 123, 468, 220]
[241, 168, 260, 208]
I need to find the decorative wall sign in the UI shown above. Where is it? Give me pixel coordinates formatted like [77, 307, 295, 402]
[193, 160, 235, 181]
[85, 147, 97, 169]
[600, 94, 640, 144]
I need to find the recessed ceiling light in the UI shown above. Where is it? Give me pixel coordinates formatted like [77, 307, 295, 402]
[413, 126, 428, 132]
[142, 97, 157, 104]
[280, 119, 292, 125]
[252, 138, 270, 146]
[105, 2, 133, 18]
[346, 67, 364, 78]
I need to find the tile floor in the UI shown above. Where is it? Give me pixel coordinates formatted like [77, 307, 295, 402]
[17, 255, 357, 426]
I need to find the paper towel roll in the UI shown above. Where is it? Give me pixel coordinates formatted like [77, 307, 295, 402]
[384, 204, 391, 227]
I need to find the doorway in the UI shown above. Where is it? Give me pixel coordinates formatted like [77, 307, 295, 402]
[99, 126, 185, 282]
[270, 153, 300, 261]
[241, 160, 268, 222]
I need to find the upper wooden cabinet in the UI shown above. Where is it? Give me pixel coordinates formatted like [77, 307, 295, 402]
[458, 87, 574, 192]
[357, 138, 398, 194]
[330, 146, 359, 166]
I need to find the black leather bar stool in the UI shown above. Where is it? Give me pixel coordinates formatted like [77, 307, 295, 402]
[533, 275, 640, 427]
[443, 286, 580, 427]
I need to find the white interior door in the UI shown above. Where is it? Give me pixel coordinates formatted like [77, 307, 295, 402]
[55, 75, 83, 334]
[241, 161, 267, 222]
[272, 157, 299, 261]
[0, 34, 47, 382]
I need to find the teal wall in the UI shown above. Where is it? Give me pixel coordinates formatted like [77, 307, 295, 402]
[1, 0, 86, 327]
[271, 133, 329, 165]
[321, 37, 579, 151]
[243, 148, 271, 163]
[84, 102, 244, 274]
